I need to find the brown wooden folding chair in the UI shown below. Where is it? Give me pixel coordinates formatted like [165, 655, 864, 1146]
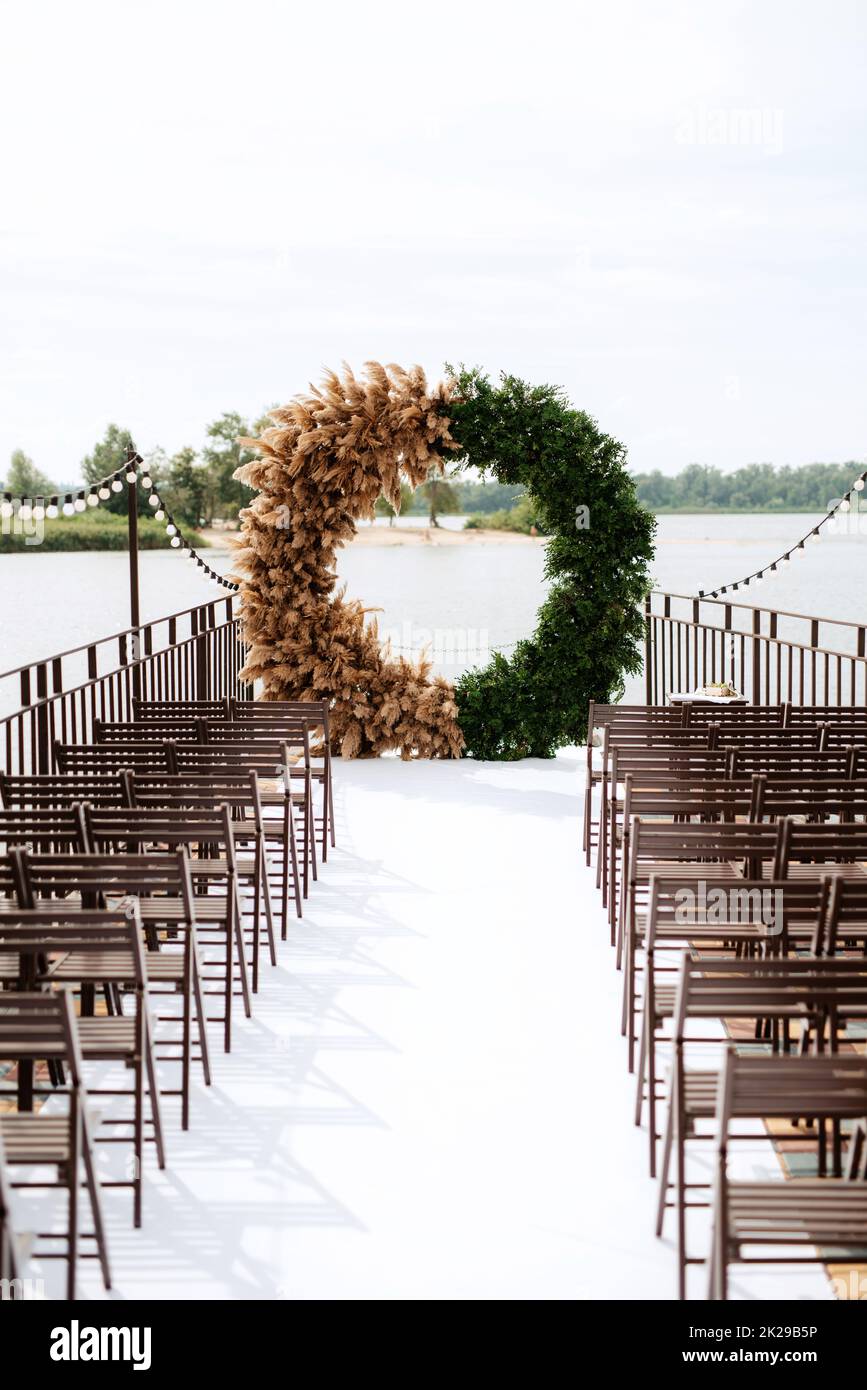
[0, 897, 164, 1228]
[122, 769, 283, 987]
[708, 1048, 867, 1301]
[0, 990, 111, 1299]
[173, 741, 310, 913]
[11, 849, 211, 1128]
[620, 819, 782, 1071]
[635, 874, 832, 1175]
[78, 805, 252, 1053]
[661, 955, 867, 1298]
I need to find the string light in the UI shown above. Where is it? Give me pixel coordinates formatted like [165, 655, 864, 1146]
[699, 466, 867, 600]
[1, 447, 239, 591]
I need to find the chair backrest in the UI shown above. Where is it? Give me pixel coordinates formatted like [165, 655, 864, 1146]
[197, 722, 311, 763]
[622, 776, 755, 826]
[822, 723, 867, 748]
[173, 743, 287, 780]
[0, 807, 86, 856]
[728, 746, 862, 778]
[713, 724, 823, 749]
[10, 846, 195, 919]
[54, 741, 177, 775]
[0, 906, 147, 992]
[0, 772, 126, 810]
[645, 873, 832, 955]
[628, 818, 782, 881]
[674, 953, 867, 1044]
[133, 698, 230, 720]
[95, 717, 205, 743]
[228, 699, 330, 742]
[683, 705, 786, 724]
[715, 1050, 867, 1138]
[608, 747, 731, 783]
[123, 769, 262, 828]
[785, 705, 867, 725]
[752, 774, 867, 824]
[0, 988, 83, 1081]
[778, 820, 867, 871]
[80, 805, 236, 872]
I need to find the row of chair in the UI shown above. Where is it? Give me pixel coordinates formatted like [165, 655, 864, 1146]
[584, 699, 867, 1300]
[0, 697, 334, 1298]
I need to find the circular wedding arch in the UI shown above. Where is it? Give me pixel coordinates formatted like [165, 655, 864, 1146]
[232, 362, 655, 760]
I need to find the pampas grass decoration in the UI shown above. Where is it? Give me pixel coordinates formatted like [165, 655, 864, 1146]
[231, 361, 465, 759]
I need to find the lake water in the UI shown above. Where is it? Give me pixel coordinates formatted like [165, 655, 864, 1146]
[1, 514, 865, 709]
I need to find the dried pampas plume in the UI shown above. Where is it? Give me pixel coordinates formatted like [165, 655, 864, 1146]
[231, 361, 465, 759]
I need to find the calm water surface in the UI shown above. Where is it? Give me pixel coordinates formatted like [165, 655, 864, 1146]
[1, 515, 865, 707]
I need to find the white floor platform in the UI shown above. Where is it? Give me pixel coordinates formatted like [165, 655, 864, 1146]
[18, 753, 832, 1300]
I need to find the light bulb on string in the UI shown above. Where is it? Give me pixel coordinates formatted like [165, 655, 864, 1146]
[111, 478, 123, 493]
[855, 478, 865, 492]
[840, 498, 851, 513]
[166, 524, 177, 536]
[19, 501, 32, 521]
[155, 508, 165, 521]
[62, 496, 75, 517]
[170, 536, 181, 548]
[32, 501, 45, 521]
[87, 492, 99, 507]
[74, 494, 87, 513]
[125, 469, 138, 483]
[0, 498, 14, 519]
[140, 475, 152, 489]
[46, 500, 59, 519]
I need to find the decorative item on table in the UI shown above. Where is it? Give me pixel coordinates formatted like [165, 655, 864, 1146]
[696, 681, 741, 700]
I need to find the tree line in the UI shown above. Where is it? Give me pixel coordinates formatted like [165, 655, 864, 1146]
[632, 462, 864, 511]
[6, 431, 859, 531]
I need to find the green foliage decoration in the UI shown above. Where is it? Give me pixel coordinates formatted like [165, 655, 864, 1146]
[447, 368, 656, 760]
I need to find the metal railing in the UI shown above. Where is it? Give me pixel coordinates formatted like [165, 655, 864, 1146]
[645, 591, 867, 707]
[0, 595, 249, 776]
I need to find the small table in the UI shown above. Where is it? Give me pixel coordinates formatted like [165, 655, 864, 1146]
[667, 691, 750, 707]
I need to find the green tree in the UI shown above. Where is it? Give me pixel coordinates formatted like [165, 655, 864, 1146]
[165, 446, 218, 528]
[418, 465, 460, 527]
[203, 411, 261, 521]
[3, 449, 56, 499]
[79, 423, 152, 515]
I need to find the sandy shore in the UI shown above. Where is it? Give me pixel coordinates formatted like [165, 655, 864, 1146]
[200, 525, 545, 549]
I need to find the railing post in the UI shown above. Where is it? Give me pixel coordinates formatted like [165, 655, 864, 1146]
[751, 608, 762, 704]
[644, 594, 652, 704]
[35, 662, 50, 773]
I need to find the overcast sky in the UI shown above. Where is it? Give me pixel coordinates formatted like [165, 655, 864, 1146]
[1, 0, 866, 482]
